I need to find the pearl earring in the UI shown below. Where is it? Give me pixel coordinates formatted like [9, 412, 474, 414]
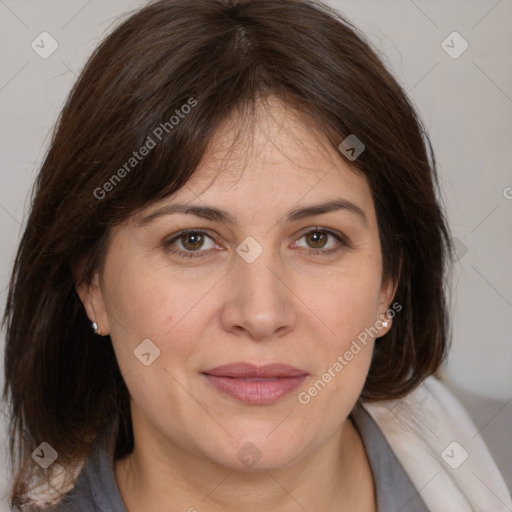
[382, 321, 389, 328]
[92, 321, 100, 334]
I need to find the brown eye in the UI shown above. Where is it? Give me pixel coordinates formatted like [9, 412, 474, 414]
[164, 230, 217, 259]
[304, 230, 329, 249]
[295, 228, 346, 253]
[180, 232, 205, 251]
[164, 227, 347, 260]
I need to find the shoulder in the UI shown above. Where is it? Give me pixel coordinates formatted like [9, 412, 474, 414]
[362, 376, 512, 512]
[32, 420, 123, 512]
[35, 456, 100, 512]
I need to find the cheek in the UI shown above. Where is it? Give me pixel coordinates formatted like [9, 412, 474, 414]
[104, 249, 178, 333]
[102, 251, 219, 372]
[308, 263, 383, 346]
[299, 274, 379, 414]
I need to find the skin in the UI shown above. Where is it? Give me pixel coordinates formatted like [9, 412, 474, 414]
[77, 96, 397, 512]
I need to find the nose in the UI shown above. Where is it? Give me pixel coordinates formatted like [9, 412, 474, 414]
[220, 243, 297, 341]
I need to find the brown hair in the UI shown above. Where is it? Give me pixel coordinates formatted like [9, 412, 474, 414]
[2, 0, 454, 508]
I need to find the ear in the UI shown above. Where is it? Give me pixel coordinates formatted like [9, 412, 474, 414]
[75, 267, 110, 336]
[376, 274, 399, 337]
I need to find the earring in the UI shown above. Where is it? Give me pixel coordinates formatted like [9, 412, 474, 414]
[92, 321, 101, 335]
[382, 321, 389, 328]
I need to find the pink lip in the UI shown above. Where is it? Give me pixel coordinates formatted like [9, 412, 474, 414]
[202, 363, 308, 404]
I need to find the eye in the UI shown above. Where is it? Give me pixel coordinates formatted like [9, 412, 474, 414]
[164, 230, 217, 259]
[164, 227, 348, 260]
[293, 227, 347, 254]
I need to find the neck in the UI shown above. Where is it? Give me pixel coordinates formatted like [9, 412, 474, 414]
[114, 415, 375, 512]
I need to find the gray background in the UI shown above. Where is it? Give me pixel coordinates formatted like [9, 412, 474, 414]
[1, 0, 511, 509]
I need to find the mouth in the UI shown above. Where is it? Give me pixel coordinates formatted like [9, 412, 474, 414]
[202, 362, 309, 404]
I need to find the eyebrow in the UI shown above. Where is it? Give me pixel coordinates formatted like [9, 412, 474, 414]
[137, 198, 368, 228]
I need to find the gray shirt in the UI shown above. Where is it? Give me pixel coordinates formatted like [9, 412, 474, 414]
[46, 403, 429, 511]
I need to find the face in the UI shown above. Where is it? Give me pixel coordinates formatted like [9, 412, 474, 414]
[79, 96, 396, 471]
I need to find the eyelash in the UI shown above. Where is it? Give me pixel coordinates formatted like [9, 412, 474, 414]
[163, 227, 348, 259]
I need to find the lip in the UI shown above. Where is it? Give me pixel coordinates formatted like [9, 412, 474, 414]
[202, 363, 308, 404]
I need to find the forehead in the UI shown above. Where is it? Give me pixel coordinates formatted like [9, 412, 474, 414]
[180, 96, 372, 205]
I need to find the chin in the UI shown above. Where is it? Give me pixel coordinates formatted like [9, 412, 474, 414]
[200, 433, 310, 473]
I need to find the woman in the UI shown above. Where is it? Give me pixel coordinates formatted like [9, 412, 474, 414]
[2, 0, 510, 511]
